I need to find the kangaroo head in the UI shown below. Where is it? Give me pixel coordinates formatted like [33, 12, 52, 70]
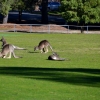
[0, 37, 5, 42]
[34, 46, 39, 51]
[0, 37, 7, 46]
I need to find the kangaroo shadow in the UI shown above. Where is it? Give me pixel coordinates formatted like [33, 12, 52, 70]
[0, 67, 100, 87]
[28, 51, 39, 53]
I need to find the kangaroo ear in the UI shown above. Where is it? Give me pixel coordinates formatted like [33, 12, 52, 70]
[0, 37, 3, 41]
[53, 52, 57, 55]
[34, 46, 36, 51]
[1, 36, 5, 40]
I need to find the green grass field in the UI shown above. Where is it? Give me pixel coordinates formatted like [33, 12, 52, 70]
[0, 32, 100, 100]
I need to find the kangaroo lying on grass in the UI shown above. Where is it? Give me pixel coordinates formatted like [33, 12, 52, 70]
[48, 52, 65, 61]
[34, 40, 54, 53]
[0, 37, 26, 58]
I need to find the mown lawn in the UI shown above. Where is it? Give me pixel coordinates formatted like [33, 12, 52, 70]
[0, 32, 100, 100]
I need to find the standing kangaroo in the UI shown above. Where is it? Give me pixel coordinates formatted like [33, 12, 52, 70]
[0, 37, 7, 47]
[48, 52, 65, 61]
[0, 37, 26, 58]
[34, 40, 53, 53]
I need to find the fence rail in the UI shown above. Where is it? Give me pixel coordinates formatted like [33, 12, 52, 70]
[0, 24, 100, 34]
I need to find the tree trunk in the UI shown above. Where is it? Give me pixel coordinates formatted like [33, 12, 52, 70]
[2, 14, 8, 24]
[41, 0, 48, 24]
[80, 23, 84, 33]
[19, 10, 22, 23]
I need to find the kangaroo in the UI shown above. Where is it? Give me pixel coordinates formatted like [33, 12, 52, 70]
[0, 37, 7, 47]
[48, 52, 65, 61]
[0, 37, 26, 58]
[34, 40, 53, 53]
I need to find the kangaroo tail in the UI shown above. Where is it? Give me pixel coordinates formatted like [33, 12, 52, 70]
[13, 45, 27, 50]
[57, 58, 66, 61]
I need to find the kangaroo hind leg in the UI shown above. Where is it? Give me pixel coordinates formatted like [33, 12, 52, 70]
[6, 52, 12, 59]
[45, 47, 48, 53]
[12, 52, 20, 58]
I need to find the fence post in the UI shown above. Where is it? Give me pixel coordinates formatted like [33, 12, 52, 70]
[48, 24, 50, 33]
[67, 25, 69, 33]
[87, 26, 88, 34]
[30, 25, 32, 33]
[14, 24, 16, 32]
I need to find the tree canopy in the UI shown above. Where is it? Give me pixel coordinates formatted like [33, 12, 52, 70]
[0, 0, 14, 16]
[0, 0, 39, 23]
[0, 0, 48, 24]
[0, 0, 14, 23]
[60, 0, 100, 24]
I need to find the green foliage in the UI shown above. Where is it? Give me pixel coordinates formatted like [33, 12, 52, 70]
[60, 0, 100, 24]
[0, 0, 36, 15]
[0, 0, 14, 16]
[11, 0, 38, 11]
[11, 0, 25, 11]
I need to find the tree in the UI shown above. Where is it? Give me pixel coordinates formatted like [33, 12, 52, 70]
[0, 0, 37, 23]
[11, 0, 40, 22]
[0, 0, 14, 24]
[0, 0, 48, 24]
[41, 0, 48, 24]
[11, 0, 25, 22]
[60, 0, 100, 33]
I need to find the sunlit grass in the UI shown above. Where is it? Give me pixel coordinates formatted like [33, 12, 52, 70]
[0, 32, 100, 100]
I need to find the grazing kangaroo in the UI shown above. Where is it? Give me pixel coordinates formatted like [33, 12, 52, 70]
[0, 37, 26, 58]
[48, 52, 65, 61]
[34, 40, 53, 53]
